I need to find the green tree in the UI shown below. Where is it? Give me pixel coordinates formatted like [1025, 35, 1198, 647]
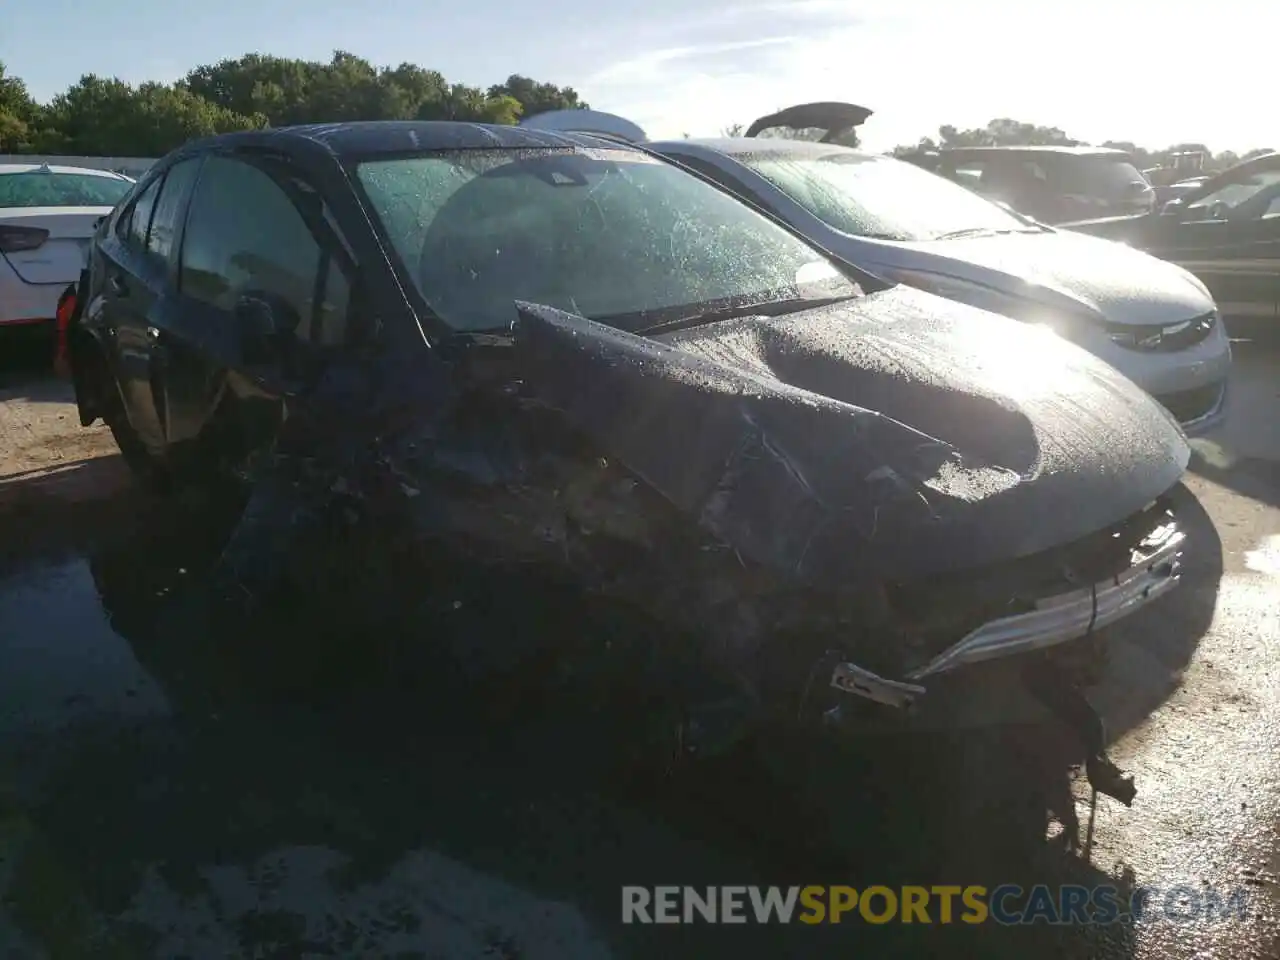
[893, 125, 1275, 175]
[487, 74, 587, 118]
[182, 53, 320, 125]
[0, 60, 37, 150]
[181, 53, 554, 128]
[40, 75, 264, 155]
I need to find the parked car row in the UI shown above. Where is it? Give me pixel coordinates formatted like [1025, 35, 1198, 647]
[523, 104, 1231, 434]
[903, 145, 1156, 223]
[898, 134, 1280, 323]
[1063, 150, 1280, 322]
[47, 115, 1201, 806]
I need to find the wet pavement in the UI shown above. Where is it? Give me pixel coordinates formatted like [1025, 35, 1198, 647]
[1, 336, 1279, 959]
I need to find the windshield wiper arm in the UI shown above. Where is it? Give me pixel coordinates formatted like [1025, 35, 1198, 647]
[634, 295, 860, 336]
[935, 227, 997, 240]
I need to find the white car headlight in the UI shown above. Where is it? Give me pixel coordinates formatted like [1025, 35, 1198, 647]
[879, 268, 1093, 342]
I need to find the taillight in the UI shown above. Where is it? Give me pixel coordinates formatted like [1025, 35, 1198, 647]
[54, 285, 78, 371]
[0, 225, 50, 253]
[56, 287, 77, 330]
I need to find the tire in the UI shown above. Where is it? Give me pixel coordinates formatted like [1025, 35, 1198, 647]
[79, 340, 174, 493]
[92, 349, 240, 496]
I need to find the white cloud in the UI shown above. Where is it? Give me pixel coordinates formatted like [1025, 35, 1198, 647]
[578, 0, 1280, 153]
[585, 36, 799, 87]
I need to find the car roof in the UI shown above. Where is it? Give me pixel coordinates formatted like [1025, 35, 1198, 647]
[175, 121, 631, 161]
[0, 163, 131, 178]
[648, 137, 874, 161]
[938, 145, 1131, 158]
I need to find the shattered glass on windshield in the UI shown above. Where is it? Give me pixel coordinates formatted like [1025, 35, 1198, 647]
[356, 148, 857, 333]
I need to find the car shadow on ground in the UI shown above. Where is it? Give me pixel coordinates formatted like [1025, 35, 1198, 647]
[1084, 481, 1222, 743]
[0, 455, 138, 574]
[0, 480, 1217, 958]
[0, 331, 56, 389]
[1189, 453, 1280, 510]
[1185, 334, 1280, 509]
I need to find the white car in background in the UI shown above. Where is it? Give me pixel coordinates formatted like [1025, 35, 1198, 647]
[521, 105, 1233, 436]
[1, 163, 133, 336]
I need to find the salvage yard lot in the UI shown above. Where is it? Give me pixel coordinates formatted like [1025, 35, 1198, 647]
[1, 338, 1279, 959]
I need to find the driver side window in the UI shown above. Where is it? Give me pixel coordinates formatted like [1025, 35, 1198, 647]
[180, 156, 351, 345]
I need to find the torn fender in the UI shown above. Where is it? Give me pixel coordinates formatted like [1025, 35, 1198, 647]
[510, 291, 1189, 587]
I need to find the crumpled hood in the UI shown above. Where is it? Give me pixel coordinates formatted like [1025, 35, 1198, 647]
[510, 286, 1189, 587]
[901, 228, 1215, 326]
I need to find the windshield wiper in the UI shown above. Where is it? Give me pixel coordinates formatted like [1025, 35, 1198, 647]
[634, 294, 860, 336]
[934, 226, 1040, 240]
[933, 227, 994, 239]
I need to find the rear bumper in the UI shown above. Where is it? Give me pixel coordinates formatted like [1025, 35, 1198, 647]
[0, 260, 65, 326]
[827, 506, 1185, 710]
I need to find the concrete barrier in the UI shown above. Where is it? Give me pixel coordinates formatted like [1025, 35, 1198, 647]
[0, 155, 157, 178]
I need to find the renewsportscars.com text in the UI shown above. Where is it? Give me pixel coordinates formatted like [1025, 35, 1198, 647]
[621, 884, 1251, 925]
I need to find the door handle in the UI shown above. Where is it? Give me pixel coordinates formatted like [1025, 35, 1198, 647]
[146, 326, 160, 340]
[108, 274, 128, 296]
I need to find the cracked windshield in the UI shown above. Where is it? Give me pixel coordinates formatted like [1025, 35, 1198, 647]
[0, 1, 1277, 957]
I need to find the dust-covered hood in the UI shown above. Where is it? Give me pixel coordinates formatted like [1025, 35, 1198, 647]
[900, 228, 1216, 326]
[510, 285, 1189, 587]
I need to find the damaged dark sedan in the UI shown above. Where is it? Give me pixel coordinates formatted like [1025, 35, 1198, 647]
[63, 122, 1191, 804]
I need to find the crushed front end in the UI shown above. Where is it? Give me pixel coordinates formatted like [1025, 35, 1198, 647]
[798, 495, 1185, 805]
[823, 495, 1184, 706]
[210, 295, 1191, 810]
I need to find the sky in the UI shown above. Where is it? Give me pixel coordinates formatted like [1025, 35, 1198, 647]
[2, 0, 1273, 154]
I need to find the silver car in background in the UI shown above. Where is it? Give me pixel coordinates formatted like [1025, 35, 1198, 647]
[523, 107, 1232, 435]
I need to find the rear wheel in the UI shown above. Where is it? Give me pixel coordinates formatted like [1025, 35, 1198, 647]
[105, 410, 173, 492]
[76, 340, 174, 492]
[86, 342, 248, 495]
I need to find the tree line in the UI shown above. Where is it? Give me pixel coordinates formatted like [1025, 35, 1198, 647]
[2, 55, 1274, 171]
[891, 118, 1274, 174]
[0, 52, 587, 156]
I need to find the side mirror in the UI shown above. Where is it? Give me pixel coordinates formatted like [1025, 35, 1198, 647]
[1161, 198, 1186, 216]
[233, 291, 300, 368]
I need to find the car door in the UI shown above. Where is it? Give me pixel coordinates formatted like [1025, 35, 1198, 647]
[91, 168, 170, 453]
[1149, 155, 1280, 319]
[157, 152, 354, 466]
[131, 156, 206, 447]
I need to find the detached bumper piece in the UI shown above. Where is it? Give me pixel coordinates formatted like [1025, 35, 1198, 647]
[1022, 662, 1137, 806]
[827, 506, 1185, 711]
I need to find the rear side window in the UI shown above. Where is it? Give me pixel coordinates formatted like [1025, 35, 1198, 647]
[122, 177, 162, 250]
[179, 156, 349, 344]
[146, 158, 202, 266]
